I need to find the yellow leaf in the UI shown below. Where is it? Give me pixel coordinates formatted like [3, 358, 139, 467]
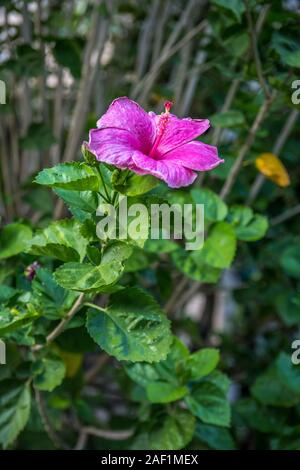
[57, 350, 82, 378]
[255, 153, 290, 187]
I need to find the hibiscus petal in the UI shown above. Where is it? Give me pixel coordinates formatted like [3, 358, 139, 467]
[162, 141, 224, 171]
[88, 127, 146, 169]
[97, 97, 155, 152]
[132, 153, 197, 188]
[150, 112, 210, 156]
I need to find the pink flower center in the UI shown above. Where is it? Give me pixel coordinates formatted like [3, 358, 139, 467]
[149, 101, 173, 159]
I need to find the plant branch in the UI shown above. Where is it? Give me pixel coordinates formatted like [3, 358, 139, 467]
[270, 204, 300, 226]
[247, 108, 299, 204]
[32, 293, 85, 352]
[81, 426, 134, 441]
[164, 276, 190, 314]
[211, 78, 241, 146]
[245, 0, 270, 98]
[35, 388, 69, 449]
[211, 4, 270, 148]
[219, 90, 277, 201]
[84, 353, 109, 383]
[131, 5, 207, 102]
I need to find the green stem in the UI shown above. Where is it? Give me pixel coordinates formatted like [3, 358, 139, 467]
[98, 191, 110, 204]
[111, 190, 119, 206]
[84, 302, 106, 312]
[98, 165, 110, 202]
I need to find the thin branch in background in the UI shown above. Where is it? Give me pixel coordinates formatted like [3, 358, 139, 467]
[80, 426, 134, 441]
[255, 4, 271, 34]
[211, 78, 241, 146]
[36, 0, 49, 125]
[134, 0, 160, 82]
[164, 276, 190, 314]
[138, 19, 208, 104]
[270, 204, 300, 226]
[35, 388, 69, 450]
[210, 4, 271, 148]
[61, 1, 108, 164]
[0, 123, 14, 220]
[84, 353, 109, 383]
[219, 90, 277, 201]
[247, 108, 299, 204]
[94, 69, 105, 119]
[32, 293, 85, 352]
[179, 57, 210, 117]
[50, 68, 64, 165]
[54, 0, 109, 219]
[245, 0, 270, 98]
[8, 114, 22, 215]
[131, 0, 207, 103]
[74, 430, 88, 450]
[150, 0, 172, 66]
[172, 14, 195, 113]
[19, 0, 32, 185]
[175, 281, 201, 313]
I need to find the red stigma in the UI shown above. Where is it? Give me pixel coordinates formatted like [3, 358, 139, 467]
[164, 101, 173, 113]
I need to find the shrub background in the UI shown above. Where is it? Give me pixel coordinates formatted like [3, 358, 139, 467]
[0, 0, 300, 451]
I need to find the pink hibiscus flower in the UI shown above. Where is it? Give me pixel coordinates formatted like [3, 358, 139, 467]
[87, 97, 223, 188]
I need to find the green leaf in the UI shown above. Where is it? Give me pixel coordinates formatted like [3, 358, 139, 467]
[146, 382, 188, 404]
[271, 429, 300, 451]
[196, 423, 236, 450]
[149, 409, 196, 450]
[210, 110, 245, 127]
[54, 262, 114, 292]
[172, 248, 221, 283]
[186, 381, 231, 427]
[228, 205, 268, 241]
[236, 214, 268, 242]
[191, 188, 228, 222]
[86, 287, 172, 362]
[112, 170, 159, 196]
[280, 245, 300, 279]
[54, 242, 132, 292]
[125, 363, 160, 387]
[54, 189, 99, 222]
[186, 348, 220, 380]
[275, 292, 300, 326]
[0, 381, 31, 449]
[125, 337, 189, 389]
[206, 371, 231, 394]
[224, 32, 249, 58]
[0, 308, 37, 336]
[0, 285, 18, 304]
[145, 238, 179, 254]
[33, 354, 66, 392]
[35, 162, 101, 191]
[28, 219, 88, 262]
[251, 363, 300, 408]
[124, 247, 150, 272]
[30, 268, 78, 320]
[201, 222, 237, 269]
[285, 49, 300, 68]
[227, 205, 253, 226]
[0, 223, 32, 260]
[271, 33, 299, 61]
[276, 352, 300, 394]
[234, 398, 286, 433]
[211, 0, 245, 22]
